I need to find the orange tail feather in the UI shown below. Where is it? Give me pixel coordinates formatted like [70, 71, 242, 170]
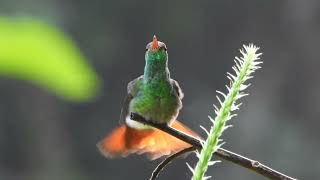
[97, 120, 199, 160]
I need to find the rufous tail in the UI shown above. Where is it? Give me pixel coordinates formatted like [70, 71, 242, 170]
[97, 120, 199, 160]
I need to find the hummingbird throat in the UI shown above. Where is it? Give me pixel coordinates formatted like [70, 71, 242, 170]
[144, 57, 169, 83]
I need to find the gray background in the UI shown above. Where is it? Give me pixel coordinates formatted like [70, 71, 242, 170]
[0, 0, 319, 179]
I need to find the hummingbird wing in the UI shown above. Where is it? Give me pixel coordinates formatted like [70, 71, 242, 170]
[119, 75, 143, 123]
[171, 79, 184, 99]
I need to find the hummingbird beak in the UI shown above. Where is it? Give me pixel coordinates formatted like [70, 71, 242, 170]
[151, 35, 159, 50]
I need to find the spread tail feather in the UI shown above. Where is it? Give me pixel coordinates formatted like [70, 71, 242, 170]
[97, 120, 199, 160]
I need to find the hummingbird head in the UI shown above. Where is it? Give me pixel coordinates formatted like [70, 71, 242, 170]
[145, 35, 168, 63]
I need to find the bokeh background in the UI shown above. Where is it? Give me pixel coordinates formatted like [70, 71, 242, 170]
[0, 0, 319, 179]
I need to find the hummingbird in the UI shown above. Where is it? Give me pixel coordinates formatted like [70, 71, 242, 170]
[97, 35, 198, 160]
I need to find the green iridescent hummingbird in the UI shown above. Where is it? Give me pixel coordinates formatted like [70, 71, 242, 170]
[98, 35, 197, 160]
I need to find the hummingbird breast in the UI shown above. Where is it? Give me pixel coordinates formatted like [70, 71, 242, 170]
[129, 79, 182, 124]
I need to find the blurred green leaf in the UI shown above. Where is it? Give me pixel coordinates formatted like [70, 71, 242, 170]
[0, 17, 101, 102]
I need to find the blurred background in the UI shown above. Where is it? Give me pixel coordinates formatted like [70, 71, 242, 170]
[0, 0, 319, 179]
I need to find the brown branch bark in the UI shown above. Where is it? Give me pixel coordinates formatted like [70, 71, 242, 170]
[130, 112, 298, 180]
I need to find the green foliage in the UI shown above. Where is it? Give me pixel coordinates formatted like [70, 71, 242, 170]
[189, 45, 262, 180]
[0, 17, 100, 102]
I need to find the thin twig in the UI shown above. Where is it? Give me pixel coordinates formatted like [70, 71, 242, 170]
[130, 112, 297, 180]
[150, 146, 197, 180]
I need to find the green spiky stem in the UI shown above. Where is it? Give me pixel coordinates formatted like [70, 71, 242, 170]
[191, 45, 262, 180]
